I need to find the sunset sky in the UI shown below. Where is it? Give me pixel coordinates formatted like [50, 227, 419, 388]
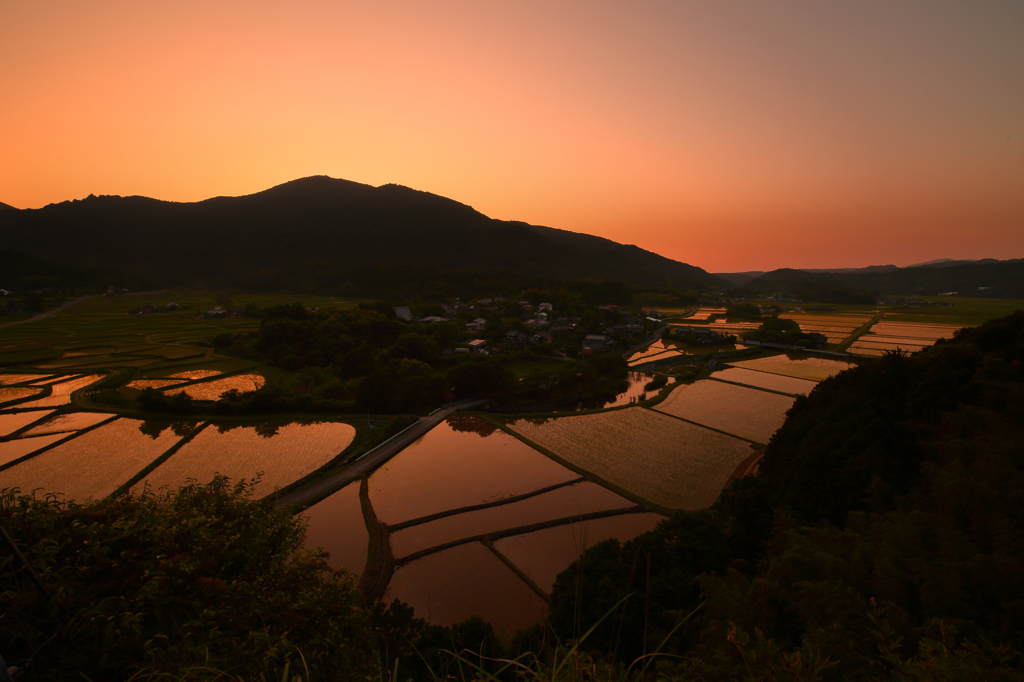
[2, 1, 1022, 272]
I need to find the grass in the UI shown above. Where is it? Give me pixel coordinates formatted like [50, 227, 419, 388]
[879, 296, 1024, 326]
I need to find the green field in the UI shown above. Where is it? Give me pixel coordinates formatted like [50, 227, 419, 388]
[878, 297, 1024, 326]
[0, 292, 367, 397]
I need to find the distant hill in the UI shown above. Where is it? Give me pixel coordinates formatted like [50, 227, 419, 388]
[744, 259, 1024, 299]
[0, 250, 144, 292]
[0, 177, 723, 293]
[0, 202, 15, 212]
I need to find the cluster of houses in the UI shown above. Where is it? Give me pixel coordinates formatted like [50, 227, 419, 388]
[392, 296, 656, 356]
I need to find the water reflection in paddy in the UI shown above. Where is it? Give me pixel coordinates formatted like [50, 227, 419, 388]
[728, 355, 852, 382]
[389, 482, 636, 558]
[386, 542, 546, 634]
[22, 411, 114, 436]
[0, 410, 52, 437]
[369, 416, 579, 525]
[494, 513, 665, 594]
[0, 419, 184, 501]
[0, 387, 43, 405]
[598, 372, 674, 408]
[712, 367, 818, 396]
[0, 434, 68, 468]
[15, 374, 104, 409]
[164, 374, 265, 400]
[135, 421, 355, 498]
[302, 482, 368, 577]
[654, 380, 795, 443]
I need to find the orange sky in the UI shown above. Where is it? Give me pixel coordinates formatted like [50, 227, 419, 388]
[2, 1, 1022, 272]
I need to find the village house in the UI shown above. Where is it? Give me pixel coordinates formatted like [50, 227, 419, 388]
[393, 306, 413, 321]
[538, 302, 553, 311]
[468, 339, 488, 353]
[584, 334, 611, 350]
[504, 330, 530, 345]
[419, 315, 448, 323]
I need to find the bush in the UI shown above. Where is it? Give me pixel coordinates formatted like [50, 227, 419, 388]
[1, 479, 377, 681]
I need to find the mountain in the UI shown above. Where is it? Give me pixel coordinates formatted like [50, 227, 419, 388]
[906, 257, 1015, 269]
[712, 271, 765, 287]
[744, 259, 1024, 299]
[0, 202, 15, 212]
[0, 177, 723, 292]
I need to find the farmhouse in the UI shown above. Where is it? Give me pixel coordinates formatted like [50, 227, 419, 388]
[468, 339, 488, 353]
[393, 306, 413, 321]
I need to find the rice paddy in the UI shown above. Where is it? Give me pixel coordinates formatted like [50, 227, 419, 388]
[727, 355, 853, 382]
[0, 419, 183, 501]
[15, 374, 105, 409]
[301, 482, 369, 577]
[508, 408, 755, 509]
[598, 372, 673, 407]
[126, 379, 188, 389]
[389, 482, 636, 558]
[847, 320, 963, 357]
[163, 374, 265, 400]
[369, 417, 579, 525]
[0, 410, 53, 437]
[493, 513, 665, 594]
[135, 421, 356, 498]
[0, 387, 44, 405]
[685, 308, 727, 321]
[0, 374, 52, 385]
[711, 367, 818, 396]
[0, 434, 69, 468]
[385, 542, 548, 634]
[653, 380, 795, 443]
[169, 369, 223, 380]
[21, 411, 115, 436]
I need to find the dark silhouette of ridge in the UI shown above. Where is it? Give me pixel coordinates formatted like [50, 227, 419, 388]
[0, 176, 722, 291]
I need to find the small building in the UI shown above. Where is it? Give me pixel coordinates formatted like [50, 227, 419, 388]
[394, 306, 413, 321]
[504, 330, 530, 345]
[538, 302, 553, 311]
[468, 339, 488, 353]
[584, 334, 611, 349]
[419, 315, 448, 323]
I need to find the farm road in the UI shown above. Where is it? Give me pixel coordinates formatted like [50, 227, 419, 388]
[275, 404, 471, 511]
[0, 295, 95, 329]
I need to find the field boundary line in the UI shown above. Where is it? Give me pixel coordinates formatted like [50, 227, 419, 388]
[0, 413, 119, 474]
[643, 406, 765, 446]
[484, 414, 671, 515]
[707, 376, 803, 398]
[112, 421, 211, 498]
[394, 506, 651, 565]
[482, 540, 550, 602]
[389, 477, 588, 532]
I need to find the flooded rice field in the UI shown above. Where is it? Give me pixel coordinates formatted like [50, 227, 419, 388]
[135, 421, 355, 498]
[654, 380, 795, 443]
[728, 355, 853, 382]
[169, 369, 223, 380]
[163, 374, 265, 400]
[21, 411, 114, 436]
[369, 416, 579, 525]
[385, 542, 548, 635]
[15, 374, 104, 408]
[493, 513, 664, 595]
[599, 372, 672, 407]
[126, 379, 187, 389]
[0, 410, 53, 437]
[0, 419, 184, 502]
[508, 408, 754, 509]
[628, 349, 688, 366]
[0, 387, 43, 405]
[301, 482, 368, 577]
[869, 322, 962, 339]
[685, 308, 726, 321]
[0, 374, 52, 385]
[0, 434, 68, 468]
[712, 367, 818, 396]
[389, 482, 636, 558]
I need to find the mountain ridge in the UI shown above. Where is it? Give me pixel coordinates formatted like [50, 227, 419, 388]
[0, 176, 723, 292]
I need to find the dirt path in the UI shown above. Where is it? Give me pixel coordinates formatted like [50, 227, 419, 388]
[0, 295, 95, 329]
[275, 403, 481, 511]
